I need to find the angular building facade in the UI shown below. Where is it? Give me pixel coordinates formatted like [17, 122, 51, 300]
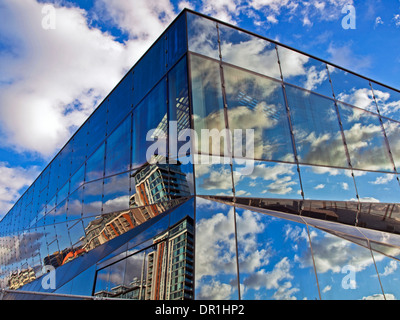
[1, 9, 400, 300]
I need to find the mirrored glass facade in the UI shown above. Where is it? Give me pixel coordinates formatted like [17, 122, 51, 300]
[1, 10, 400, 301]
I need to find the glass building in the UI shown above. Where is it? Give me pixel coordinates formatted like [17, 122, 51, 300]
[1, 9, 400, 300]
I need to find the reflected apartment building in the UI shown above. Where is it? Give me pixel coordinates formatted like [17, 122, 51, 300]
[1, 9, 400, 300]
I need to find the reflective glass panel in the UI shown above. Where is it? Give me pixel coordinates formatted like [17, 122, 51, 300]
[67, 186, 83, 221]
[102, 173, 130, 214]
[353, 170, 400, 203]
[278, 46, 332, 97]
[233, 160, 302, 200]
[85, 143, 105, 182]
[53, 198, 68, 224]
[371, 82, 400, 121]
[190, 54, 226, 155]
[382, 118, 400, 170]
[219, 24, 280, 80]
[194, 155, 233, 197]
[338, 102, 394, 172]
[168, 56, 190, 159]
[187, 12, 219, 60]
[68, 219, 85, 250]
[372, 250, 400, 300]
[167, 12, 187, 68]
[357, 203, 400, 233]
[328, 65, 377, 113]
[70, 164, 85, 194]
[236, 207, 319, 300]
[195, 198, 239, 300]
[107, 70, 134, 134]
[87, 104, 108, 157]
[54, 222, 71, 257]
[299, 165, 356, 202]
[132, 80, 167, 169]
[105, 114, 131, 177]
[82, 179, 103, 219]
[286, 85, 348, 167]
[224, 64, 294, 162]
[70, 127, 87, 176]
[133, 35, 166, 105]
[309, 226, 383, 300]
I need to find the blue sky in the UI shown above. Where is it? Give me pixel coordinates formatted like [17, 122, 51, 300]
[0, 0, 400, 218]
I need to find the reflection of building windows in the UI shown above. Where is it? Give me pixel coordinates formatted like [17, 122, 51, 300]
[93, 216, 194, 300]
[8, 268, 36, 290]
[130, 162, 190, 208]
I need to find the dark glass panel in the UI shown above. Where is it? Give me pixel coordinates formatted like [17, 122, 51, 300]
[70, 126, 87, 175]
[167, 12, 187, 68]
[132, 80, 167, 169]
[105, 114, 131, 177]
[358, 203, 400, 234]
[223, 64, 294, 162]
[168, 56, 190, 159]
[133, 36, 166, 106]
[86, 104, 108, 158]
[302, 200, 358, 226]
[85, 143, 105, 182]
[107, 70, 134, 133]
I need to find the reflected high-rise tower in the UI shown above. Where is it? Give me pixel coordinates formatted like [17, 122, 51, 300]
[1, 9, 400, 300]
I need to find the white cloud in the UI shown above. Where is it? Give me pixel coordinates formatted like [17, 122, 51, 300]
[381, 260, 398, 277]
[314, 184, 325, 190]
[197, 280, 235, 300]
[368, 174, 395, 185]
[0, 162, 40, 218]
[311, 232, 376, 274]
[394, 14, 400, 27]
[0, 0, 177, 159]
[375, 16, 384, 27]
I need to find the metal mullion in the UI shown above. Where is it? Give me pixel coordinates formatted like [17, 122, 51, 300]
[276, 45, 305, 212]
[326, 65, 361, 226]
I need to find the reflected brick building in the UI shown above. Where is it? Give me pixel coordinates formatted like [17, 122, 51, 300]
[1, 9, 400, 300]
